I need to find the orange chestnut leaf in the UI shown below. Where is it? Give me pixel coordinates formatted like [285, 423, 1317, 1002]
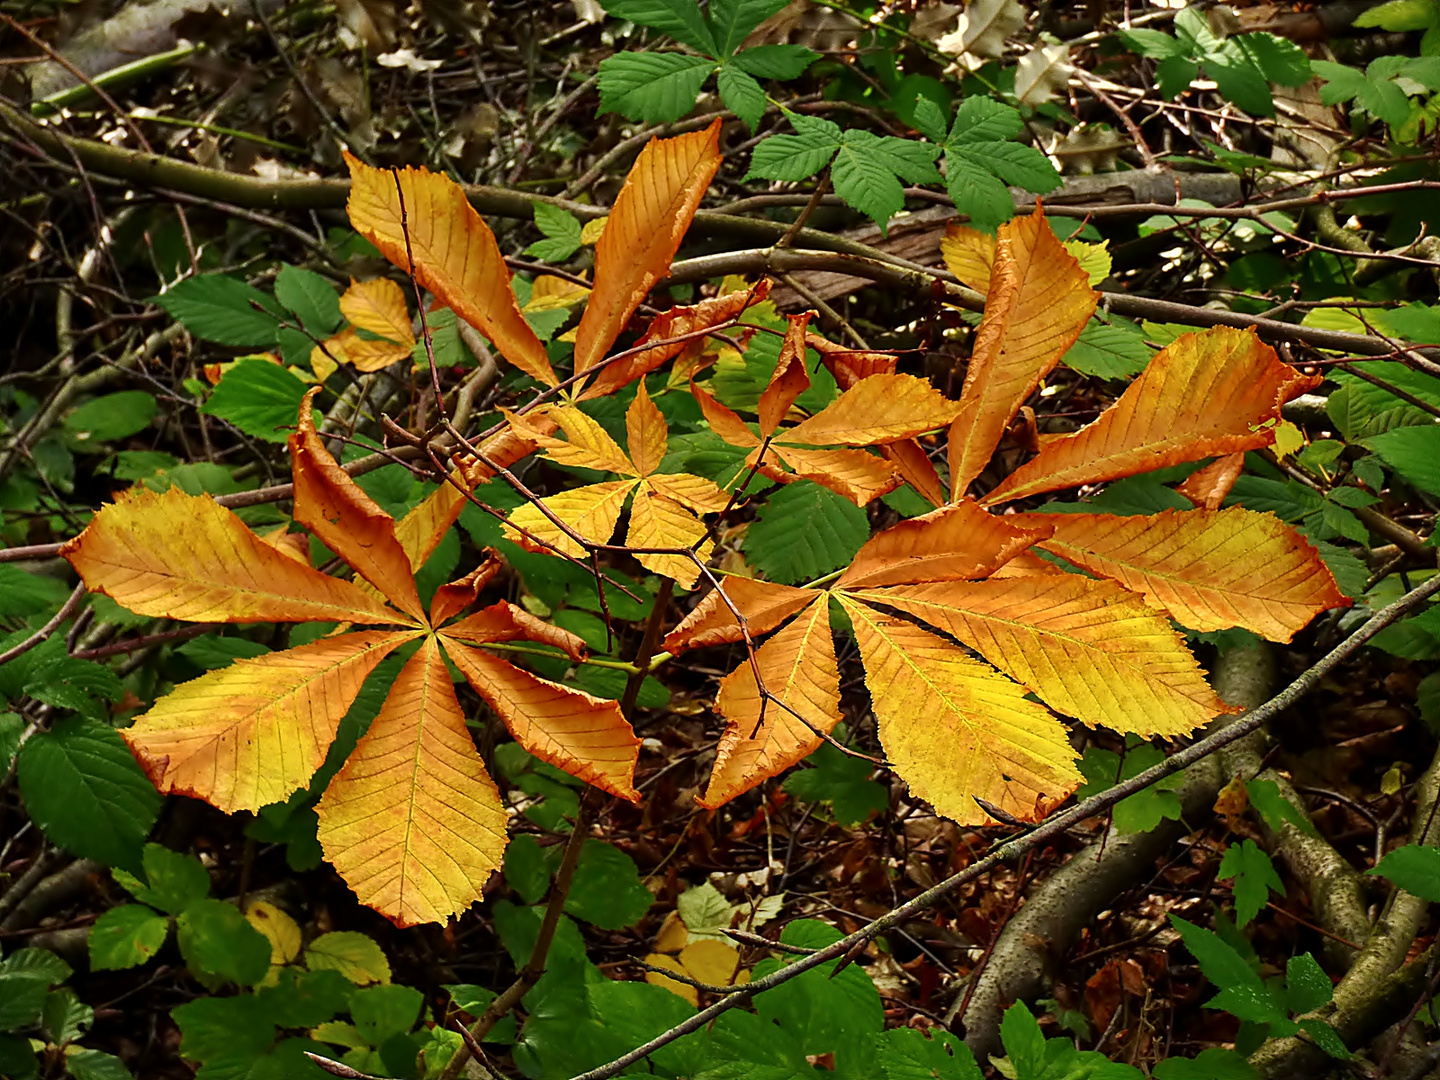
[442, 636, 640, 802]
[573, 121, 724, 378]
[444, 600, 590, 663]
[982, 326, 1322, 507]
[835, 500, 1052, 589]
[948, 208, 1098, 499]
[1176, 452, 1246, 510]
[311, 328, 413, 375]
[290, 388, 427, 623]
[860, 576, 1232, 738]
[759, 445, 901, 506]
[837, 597, 1084, 827]
[123, 630, 420, 814]
[343, 151, 556, 387]
[757, 312, 814, 438]
[665, 576, 818, 652]
[1026, 507, 1351, 642]
[783, 373, 961, 447]
[702, 599, 841, 808]
[804, 333, 898, 389]
[316, 637, 510, 928]
[579, 281, 773, 401]
[60, 486, 405, 626]
[339, 277, 415, 347]
[878, 439, 949, 509]
[429, 551, 506, 628]
[504, 387, 727, 588]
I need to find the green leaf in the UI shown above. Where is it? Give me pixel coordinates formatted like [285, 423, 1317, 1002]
[911, 95, 949, 144]
[200, 360, 315, 444]
[1, 947, 70, 981]
[831, 130, 941, 230]
[15, 717, 160, 874]
[0, 1035, 38, 1080]
[751, 919, 883, 1058]
[1368, 844, 1440, 901]
[709, 0, 790, 56]
[600, 0, 717, 54]
[743, 480, 869, 584]
[109, 450, 178, 481]
[948, 96, 1024, 144]
[876, 1026, 982, 1080]
[1297, 1018, 1352, 1059]
[66, 1049, 134, 1080]
[64, 392, 157, 445]
[1355, 0, 1440, 31]
[1284, 953, 1333, 1015]
[945, 153, 1017, 231]
[998, 1004, 1046, 1079]
[718, 63, 767, 129]
[0, 712, 22, 773]
[783, 737, 887, 826]
[504, 834, 560, 905]
[1153, 1047, 1258, 1080]
[152, 275, 282, 347]
[1157, 55, 1202, 99]
[982, 142, 1061, 193]
[256, 967, 353, 1028]
[305, 931, 392, 985]
[173, 995, 276, 1062]
[89, 904, 172, 971]
[597, 53, 716, 124]
[1169, 915, 1275, 1018]
[0, 971, 49, 1030]
[177, 635, 273, 671]
[274, 265, 342, 336]
[746, 115, 842, 182]
[349, 984, 423, 1046]
[1076, 744, 1184, 834]
[1246, 778, 1319, 837]
[1119, 28, 1189, 60]
[1064, 319, 1153, 379]
[1367, 604, 1440, 660]
[730, 43, 818, 79]
[42, 986, 92, 1044]
[1218, 839, 1285, 928]
[127, 843, 213, 913]
[527, 203, 583, 263]
[1363, 425, 1440, 494]
[1236, 33, 1310, 86]
[564, 841, 654, 929]
[701, 1008, 815, 1078]
[0, 567, 70, 618]
[177, 899, 273, 986]
[1206, 57, 1275, 117]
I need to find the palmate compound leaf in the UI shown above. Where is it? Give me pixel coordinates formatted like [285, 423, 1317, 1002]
[343, 151, 556, 388]
[945, 208, 1098, 499]
[1024, 506, 1350, 641]
[665, 501, 1177, 822]
[63, 398, 639, 926]
[503, 382, 729, 588]
[573, 120, 724, 381]
[982, 325, 1322, 507]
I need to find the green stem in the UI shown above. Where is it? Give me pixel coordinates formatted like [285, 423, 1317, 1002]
[30, 45, 198, 117]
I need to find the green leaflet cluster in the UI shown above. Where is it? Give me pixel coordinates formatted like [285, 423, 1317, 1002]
[1118, 8, 1311, 117]
[597, 0, 817, 127]
[0, 948, 130, 1080]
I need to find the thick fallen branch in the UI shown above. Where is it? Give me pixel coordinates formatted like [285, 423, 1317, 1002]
[3, 100, 1437, 364]
[564, 573, 1440, 1080]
